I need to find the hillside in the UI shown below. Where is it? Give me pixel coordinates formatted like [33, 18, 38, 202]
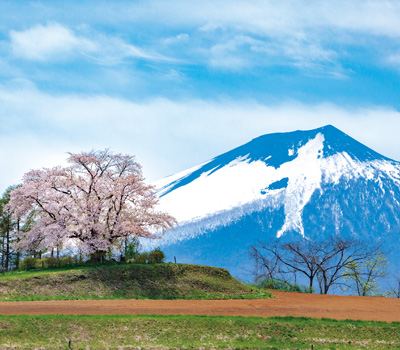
[0, 263, 271, 301]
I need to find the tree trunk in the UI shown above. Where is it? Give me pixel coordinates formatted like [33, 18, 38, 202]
[1, 235, 5, 271]
[56, 246, 60, 267]
[324, 280, 330, 294]
[15, 219, 20, 270]
[5, 227, 10, 272]
[89, 251, 107, 264]
[15, 251, 20, 270]
[309, 275, 314, 293]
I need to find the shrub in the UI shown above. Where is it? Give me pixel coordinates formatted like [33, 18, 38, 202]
[20, 257, 38, 271]
[37, 258, 47, 268]
[134, 252, 149, 264]
[257, 277, 312, 293]
[60, 256, 75, 266]
[125, 239, 140, 260]
[46, 257, 59, 268]
[149, 249, 165, 264]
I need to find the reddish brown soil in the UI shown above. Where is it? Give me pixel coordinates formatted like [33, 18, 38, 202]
[1, 291, 399, 322]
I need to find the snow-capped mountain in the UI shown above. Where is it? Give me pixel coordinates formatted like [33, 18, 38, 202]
[144, 125, 400, 279]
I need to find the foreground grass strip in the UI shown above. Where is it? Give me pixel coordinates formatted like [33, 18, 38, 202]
[0, 263, 272, 301]
[0, 315, 399, 349]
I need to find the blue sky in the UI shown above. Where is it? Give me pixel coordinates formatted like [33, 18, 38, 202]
[1, 0, 400, 193]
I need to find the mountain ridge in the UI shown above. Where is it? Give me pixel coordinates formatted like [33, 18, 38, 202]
[157, 125, 393, 198]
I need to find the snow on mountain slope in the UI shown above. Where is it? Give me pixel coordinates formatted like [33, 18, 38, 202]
[143, 125, 400, 278]
[151, 125, 400, 240]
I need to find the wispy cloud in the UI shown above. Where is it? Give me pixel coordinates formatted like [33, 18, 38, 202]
[128, 0, 400, 38]
[121, 0, 400, 73]
[204, 33, 341, 74]
[10, 23, 171, 64]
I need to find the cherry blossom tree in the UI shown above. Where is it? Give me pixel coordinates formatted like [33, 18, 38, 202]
[7, 150, 176, 261]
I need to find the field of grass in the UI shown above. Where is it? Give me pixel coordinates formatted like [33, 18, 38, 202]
[0, 314, 399, 349]
[0, 263, 271, 301]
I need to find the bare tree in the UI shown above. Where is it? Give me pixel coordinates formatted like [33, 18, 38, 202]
[315, 235, 384, 294]
[251, 234, 384, 294]
[251, 238, 320, 292]
[386, 270, 400, 298]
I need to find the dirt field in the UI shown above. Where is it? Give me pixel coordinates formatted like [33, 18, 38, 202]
[1, 291, 399, 322]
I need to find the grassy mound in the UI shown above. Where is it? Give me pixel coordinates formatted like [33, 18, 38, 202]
[0, 263, 271, 301]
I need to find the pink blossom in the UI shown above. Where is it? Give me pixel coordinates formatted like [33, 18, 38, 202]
[7, 150, 176, 254]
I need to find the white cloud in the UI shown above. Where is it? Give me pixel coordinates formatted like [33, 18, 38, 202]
[387, 53, 400, 67]
[162, 33, 190, 46]
[10, 23, 170, 64]
[1, 84, 400, 194]
[10, 23, 92, 61]
[207, 36, 250, 69]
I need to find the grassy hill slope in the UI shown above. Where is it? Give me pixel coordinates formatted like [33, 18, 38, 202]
[0, 263, 271, 301]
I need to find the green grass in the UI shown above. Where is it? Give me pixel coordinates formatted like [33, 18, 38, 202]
[0, 263, 272, 301]
[0, 314, 399, 349]
[0, 264, 91, 280]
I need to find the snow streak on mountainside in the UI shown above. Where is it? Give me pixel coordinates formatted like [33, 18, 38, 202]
[150, 125, 400, 242]
[143, 125, 400, 278]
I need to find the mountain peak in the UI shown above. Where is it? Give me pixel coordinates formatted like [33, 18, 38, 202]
[250, 124, 388, 162]
[157, 125, 390, 198]
[317, 124, 338, 130]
